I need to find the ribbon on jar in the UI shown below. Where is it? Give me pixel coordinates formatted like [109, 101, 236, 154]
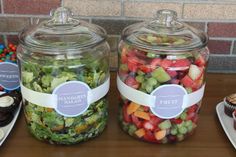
[20, 76, 110, 117]
[117, 76, 205, 119]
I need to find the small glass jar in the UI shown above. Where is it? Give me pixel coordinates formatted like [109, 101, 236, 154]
[17, 7, 110, 145]
[117, 10, 209, 143]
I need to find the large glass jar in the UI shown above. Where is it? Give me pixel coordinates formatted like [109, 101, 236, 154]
[117, 10, 209, 143]
[17, 7, 110, 145]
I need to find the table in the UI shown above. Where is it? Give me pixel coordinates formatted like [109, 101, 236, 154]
[0, 73, 236, 157]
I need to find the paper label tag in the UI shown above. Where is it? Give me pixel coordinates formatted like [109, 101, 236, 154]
[150, 85, 187, 119]
[117, 75, 205, 119]
[53, 81, 90, 117]
[0, 62, 20, 90]
[20, 77, 110, 117]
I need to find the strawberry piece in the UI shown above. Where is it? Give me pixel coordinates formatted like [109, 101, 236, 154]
[181, 75, 194, 87]
[192, 114, 199, 123]
[172, 59, 191, 67]
[195, 54, 206, 67]
[143, 131, 157, 142]
[131, 114, 143, 128]
[123, 104, 131, 123]
[187, 105, 198, 114]
[161, 59, 172, 69]
[143, 121, 155, 131]
[167, 70, 177, 78]
[125, 76, 140, 89]
[171, 118, 183, 124]
[149, 115, 162, 126]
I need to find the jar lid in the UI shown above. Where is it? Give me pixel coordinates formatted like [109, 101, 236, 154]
[122, 10, 208, 52]
[19, 7, 107, 54]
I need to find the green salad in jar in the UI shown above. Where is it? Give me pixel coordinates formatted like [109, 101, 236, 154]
[21, 55, 109, 145]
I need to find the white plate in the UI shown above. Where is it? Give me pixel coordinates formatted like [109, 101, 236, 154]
[0, 101, 22, 146]
[216, 102, 236, 149]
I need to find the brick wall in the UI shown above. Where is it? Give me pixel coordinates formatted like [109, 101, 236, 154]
[1, 0, 236, 73]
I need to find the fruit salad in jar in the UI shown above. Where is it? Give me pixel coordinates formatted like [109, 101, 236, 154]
[117, 10, 209, 143]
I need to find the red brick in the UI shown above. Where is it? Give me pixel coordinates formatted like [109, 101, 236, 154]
[208, 23, 236, 38]
[208, 40, 231, 54]
[7, 35, 19, 45]
[3, 0, 61, 15]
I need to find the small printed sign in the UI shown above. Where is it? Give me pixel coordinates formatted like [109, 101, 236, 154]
[150, 85, 187, 119]
[53, 81, 90, 117]
[0, 62, 20, 90]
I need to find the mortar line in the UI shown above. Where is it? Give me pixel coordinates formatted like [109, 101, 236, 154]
[230, 40, 234, 55]
[1, 0, 4, 14]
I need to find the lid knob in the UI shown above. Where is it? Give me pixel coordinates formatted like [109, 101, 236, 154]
[45, 7, 79, 27]
[156, 9, 177, 27]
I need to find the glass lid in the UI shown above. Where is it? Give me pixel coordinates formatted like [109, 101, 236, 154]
[122, 9, 208, 52]
[19, 7, 107, 54]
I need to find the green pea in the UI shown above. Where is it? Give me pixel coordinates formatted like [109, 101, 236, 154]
[187, 125, 193, 132]
[180, 112, 187, 120]
[170, 128, 178, 135]
[185, 120, 192, 127]
[178, 126, 188, 134]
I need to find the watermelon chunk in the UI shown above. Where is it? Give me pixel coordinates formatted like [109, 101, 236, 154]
[181, 75, 194, 87]
[172, 59, 191, 67]
[167, 70, 177, 78]
[161, 59, 172, 69]
[139, 65, 153, 73]
[127, 61, 138, 72]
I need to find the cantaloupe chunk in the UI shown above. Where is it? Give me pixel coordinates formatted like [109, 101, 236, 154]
[135, 128, 145, 138]
[127, 102, 140, 115]
[46, 108, 54, 112]
[154, 130, 166, 140]
[134, 111, 150, 120]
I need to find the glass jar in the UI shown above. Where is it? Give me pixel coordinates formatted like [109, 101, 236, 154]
[117, 10, 209, 143]
[17, 7, 110, 145]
